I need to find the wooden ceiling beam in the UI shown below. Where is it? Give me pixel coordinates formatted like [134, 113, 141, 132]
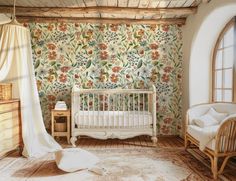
[17, 16, 186, 25]
[0, 6, 197, 17]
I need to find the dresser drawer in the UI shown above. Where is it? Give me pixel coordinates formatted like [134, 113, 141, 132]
[0, 102, 19, 114]
[53, 112, 69, 116]
[0, 126, 20, 142]
[0, 136, 20, 153]
[0, 111, 19, 128]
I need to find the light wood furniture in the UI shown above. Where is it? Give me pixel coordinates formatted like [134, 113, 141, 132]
[0, 99, 22, 158]
[185, 103, 236, 179]
[51, 109, 70, 143]
[71, 85, 157, 147]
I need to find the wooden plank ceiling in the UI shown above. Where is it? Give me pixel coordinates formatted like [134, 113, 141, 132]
[0, 0, 209, 24]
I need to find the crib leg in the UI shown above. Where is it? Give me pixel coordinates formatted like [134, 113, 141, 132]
[151, 136, 158, 146]
[70, 136, 77, 147]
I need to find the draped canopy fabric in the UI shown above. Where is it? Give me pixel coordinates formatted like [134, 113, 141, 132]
[0, 24, 61, 157]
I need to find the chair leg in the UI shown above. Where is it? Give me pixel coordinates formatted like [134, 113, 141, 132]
[184, 137, 190, 150]
[218, 156, 230, 175]
[212, 156, 218, 180]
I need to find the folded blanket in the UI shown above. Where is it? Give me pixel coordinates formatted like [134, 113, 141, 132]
[199, 125, 219, 151]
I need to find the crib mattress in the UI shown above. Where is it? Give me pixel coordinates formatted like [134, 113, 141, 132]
[74, 111, 152, 127]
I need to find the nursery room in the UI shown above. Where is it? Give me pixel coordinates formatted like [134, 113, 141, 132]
[0, 0, 236, 180]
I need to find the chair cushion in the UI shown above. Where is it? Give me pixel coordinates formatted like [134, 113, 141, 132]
[193, 114, 218, 128]
[55, 148, 99, 172]
[208, 108, 228, 123]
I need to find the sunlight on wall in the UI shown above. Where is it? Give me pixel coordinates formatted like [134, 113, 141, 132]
[183, 0, 236, 107]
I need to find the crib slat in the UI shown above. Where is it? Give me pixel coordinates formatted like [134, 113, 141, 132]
[143, 93, 145, 128]
[123, 94, 125, 128]
[118, 94, 120, 128]
[108, 94, 110, 128]
[103, 93, 105, 128]
[88, 94, 90, 128]
[93, 93, 95, 128]
[83, 94, 85, 128]
[137, 94, 140, 127]
[113, 94, 115, 128]
[128, 94, 130, 128]
[78, 94, 80, 128]
[98, 94, 100, 128]
[133, 94, 135, 128]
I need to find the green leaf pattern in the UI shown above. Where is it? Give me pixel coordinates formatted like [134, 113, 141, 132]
[26, 23, 183, 135]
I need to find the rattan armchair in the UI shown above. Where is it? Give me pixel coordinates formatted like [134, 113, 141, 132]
[185, 103, 236, 179]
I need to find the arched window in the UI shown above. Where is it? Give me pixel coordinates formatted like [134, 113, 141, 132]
[213, 18, 236, 102]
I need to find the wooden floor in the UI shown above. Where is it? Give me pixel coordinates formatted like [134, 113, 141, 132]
[58, 135, 184, 149]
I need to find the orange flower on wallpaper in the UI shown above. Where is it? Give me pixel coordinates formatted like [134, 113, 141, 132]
[138, 29, 144, 36]
[151, 51, 160, 60]
[100, 51, 108, 60]
[47, 24, 54, 31]
[87, 29, 93, 36]
[47, 75, 54, 82]
[150, 24, 157, 31]
[110, 74, 118, 83]
[59, 74, 67, 83]
[99, 75, 106, 82]
[162, 25, 169, 32]
[34, 29, 42, 38]
[47, 95, 56, 101]
[61, 66, 70, 73]
[48, 51, 57, 60]
[164, 66, 172, 73]
[99, 43, 107, 50]
[162, 74, 169, 83]
[87, 80, 93, 88]
[150, 43, 158, 50]
[99, 25, 105, 32]
[110, 24, 118, 31]
[112, 66, 121, 73]
[47, 43, 56, 50]
[59, 23, 67, 32]
[164, 118, 173, 124]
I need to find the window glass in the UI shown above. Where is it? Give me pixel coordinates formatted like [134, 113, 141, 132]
[215, 70, 222, 88]
[224, 90, 232, 102]
[223, 47, 234, 68]
[223, 69, 233, 88]
[224, 26, 234, 47]
[216, 89, 222, 101]
[213, 19, 235, 102]
[215, 50, 222, 69]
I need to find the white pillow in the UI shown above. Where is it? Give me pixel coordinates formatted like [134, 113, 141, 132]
[55, 148, 99, 172]
[208, 107, 228, 122]
[194, 114, 218, 128]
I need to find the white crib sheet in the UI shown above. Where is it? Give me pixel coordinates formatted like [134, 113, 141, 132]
[75, 111, 152, 127]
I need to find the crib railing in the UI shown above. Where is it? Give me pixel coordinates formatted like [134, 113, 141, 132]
[71, 85, 157, 145]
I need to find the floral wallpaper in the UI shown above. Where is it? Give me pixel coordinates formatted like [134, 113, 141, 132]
[25, 22, 183, 135]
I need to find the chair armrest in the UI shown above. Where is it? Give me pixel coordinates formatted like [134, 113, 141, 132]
[215, 117, 236, 153]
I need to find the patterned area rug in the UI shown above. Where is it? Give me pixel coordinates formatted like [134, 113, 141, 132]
[0, 148, 236, 181]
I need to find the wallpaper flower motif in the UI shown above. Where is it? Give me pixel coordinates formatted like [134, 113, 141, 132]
[26, 22, 183, 135]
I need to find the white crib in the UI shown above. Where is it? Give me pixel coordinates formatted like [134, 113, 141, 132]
[70, 85, 157, 147]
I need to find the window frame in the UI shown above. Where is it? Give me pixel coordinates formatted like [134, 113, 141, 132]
[212, 17, 236, 102]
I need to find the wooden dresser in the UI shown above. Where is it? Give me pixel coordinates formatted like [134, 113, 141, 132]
[0, 99, 22, 158]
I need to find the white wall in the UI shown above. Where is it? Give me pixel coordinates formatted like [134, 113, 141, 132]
[182, 0, 236, 121]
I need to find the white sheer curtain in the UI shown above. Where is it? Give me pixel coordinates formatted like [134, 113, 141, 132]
[0, 24, 61, 158]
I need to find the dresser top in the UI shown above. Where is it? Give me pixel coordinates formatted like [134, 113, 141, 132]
[0, 99, 20, 104]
